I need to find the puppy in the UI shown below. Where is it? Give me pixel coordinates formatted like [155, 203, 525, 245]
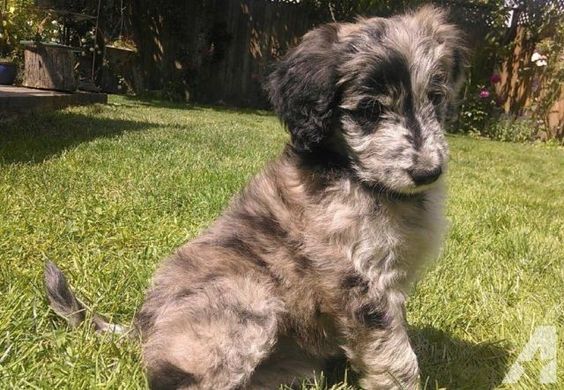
[45, 6, 466, 389]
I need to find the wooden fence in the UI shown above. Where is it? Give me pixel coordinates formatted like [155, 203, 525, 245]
[196, 0, 313, 107]
[494, 25, 563, 138]
[131, 0, 315, 108]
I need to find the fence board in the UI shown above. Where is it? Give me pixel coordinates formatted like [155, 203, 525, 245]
[195, 0, 313, 107]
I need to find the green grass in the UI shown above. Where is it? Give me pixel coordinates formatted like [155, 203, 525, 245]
[0, 95, 562, 389]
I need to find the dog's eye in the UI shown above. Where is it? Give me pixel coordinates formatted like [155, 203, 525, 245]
[348, 99, 383, 135]
[354, 99, 382, 121]
[428, 92, 445, 106]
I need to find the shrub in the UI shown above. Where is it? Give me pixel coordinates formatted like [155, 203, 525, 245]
[0, 1, 59, 59]
[456, 83, 502, 135]
[483, 116, 540, 143]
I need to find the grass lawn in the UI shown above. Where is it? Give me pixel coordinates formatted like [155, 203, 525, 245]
[0, 95, 562, 389]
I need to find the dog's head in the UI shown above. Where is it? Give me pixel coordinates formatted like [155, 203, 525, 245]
[268, 6, 467, 194]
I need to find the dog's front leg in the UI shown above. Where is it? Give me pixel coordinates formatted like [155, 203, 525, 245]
[343, 293, 420, 389]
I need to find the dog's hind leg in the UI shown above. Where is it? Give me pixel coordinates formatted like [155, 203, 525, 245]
[140, 274, 283, 390]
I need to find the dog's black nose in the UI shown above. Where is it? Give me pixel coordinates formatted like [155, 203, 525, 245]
[408, 166, 442, 185]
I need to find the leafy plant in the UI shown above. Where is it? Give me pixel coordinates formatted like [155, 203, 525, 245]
[0, 0, 59, 60]
[456, 82, 501, 134]
[483, 116, 540, 143]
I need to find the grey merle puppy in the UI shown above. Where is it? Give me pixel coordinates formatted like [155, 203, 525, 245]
[45, 6, 466, 389]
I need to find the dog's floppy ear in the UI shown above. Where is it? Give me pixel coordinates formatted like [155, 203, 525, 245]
[449, 46, 469, 93]
[413, 6, 468, 120]
[267, 24, 341, 152]
[414, 6, 468, 90]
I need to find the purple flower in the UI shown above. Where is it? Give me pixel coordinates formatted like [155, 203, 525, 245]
[479, 88, 490, 99]
[489, 73, 501, 84]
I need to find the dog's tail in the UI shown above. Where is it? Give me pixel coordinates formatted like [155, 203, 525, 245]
[44, 260, 128, 334]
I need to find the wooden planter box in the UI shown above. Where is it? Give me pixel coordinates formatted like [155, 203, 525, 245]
[22, 42, 79, 92]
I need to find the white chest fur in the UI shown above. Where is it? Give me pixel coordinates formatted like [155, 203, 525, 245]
[309, 180, 446, 293]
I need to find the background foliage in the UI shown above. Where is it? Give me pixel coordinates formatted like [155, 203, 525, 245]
[0, 0, 58, 60]
[1, 0, 562, 143]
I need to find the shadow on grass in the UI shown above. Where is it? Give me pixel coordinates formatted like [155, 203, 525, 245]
[120, 95, 274, 117]
[322, 326, 510, 389]
[412, 326, 510, 390]
[0, 110, 156, 165]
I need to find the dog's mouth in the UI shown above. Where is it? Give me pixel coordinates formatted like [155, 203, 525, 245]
[374, 167, 445, 197]
[364, 176, 442, 200]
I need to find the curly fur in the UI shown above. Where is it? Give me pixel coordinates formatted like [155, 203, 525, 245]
[45, 6, 466, 390]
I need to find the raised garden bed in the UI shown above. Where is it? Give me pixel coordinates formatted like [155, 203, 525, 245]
[21, 41, 81, 92]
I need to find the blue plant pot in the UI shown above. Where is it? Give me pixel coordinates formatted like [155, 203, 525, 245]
[0, 62, 17, 85]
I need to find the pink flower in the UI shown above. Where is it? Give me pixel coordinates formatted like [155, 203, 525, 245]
[490, 73, 501, 84]
[479, 88, 490, 99]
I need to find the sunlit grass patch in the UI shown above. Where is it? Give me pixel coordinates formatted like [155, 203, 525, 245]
[1, 96, 562, 389]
